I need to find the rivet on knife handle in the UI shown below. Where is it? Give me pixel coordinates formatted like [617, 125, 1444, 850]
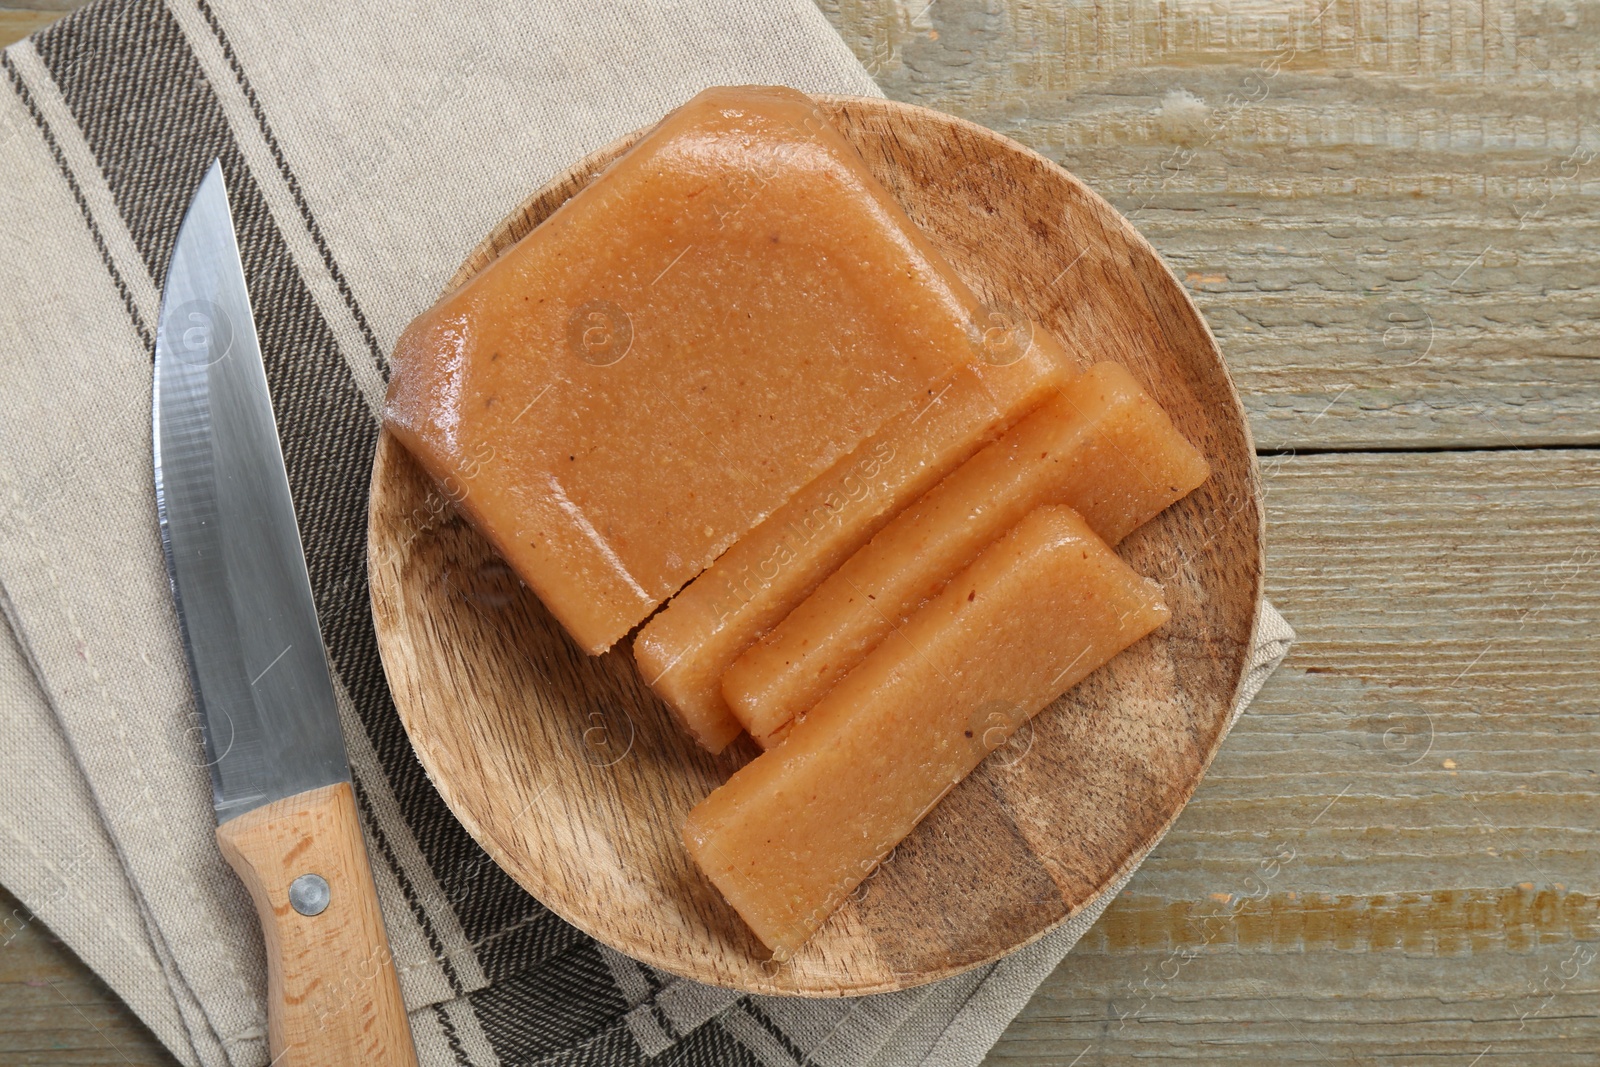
[216, 781, 417, 1066]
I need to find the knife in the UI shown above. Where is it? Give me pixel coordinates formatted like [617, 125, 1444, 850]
[154, 160, 418, 1066]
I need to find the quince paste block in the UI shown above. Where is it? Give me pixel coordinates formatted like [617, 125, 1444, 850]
[632, 332, 1073, 753]
[384, 86, 986, 653]
[724, 361, 1208, 745]
[684, 505, 1170, 959]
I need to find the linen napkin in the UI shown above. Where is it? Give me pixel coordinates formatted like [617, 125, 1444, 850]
[0, 0, 1296, 1064]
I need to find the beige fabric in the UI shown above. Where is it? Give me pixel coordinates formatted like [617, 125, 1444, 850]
[0, 607, 198, 1067]
[0, 3, 876, 1063]
[196, 0, 884, 358]
[0, 68, 262, 1065]
[0, 2, 1293, 1065]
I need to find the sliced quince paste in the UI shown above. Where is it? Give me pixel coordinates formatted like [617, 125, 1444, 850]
[723, 361, 1210, 747]
[632, 331, 1073, 753]
[384, 85, 993, 653]
[683, 505, 1170, 959]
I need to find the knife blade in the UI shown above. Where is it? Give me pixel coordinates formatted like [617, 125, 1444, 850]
[154, 160, 417, 1066]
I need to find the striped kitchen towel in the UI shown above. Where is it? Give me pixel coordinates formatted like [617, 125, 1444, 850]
[0, 1, 1296, 1064]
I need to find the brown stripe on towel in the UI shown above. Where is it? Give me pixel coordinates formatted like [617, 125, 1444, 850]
[0, 52, 153, 350]
[29, 0, 485, 995]
[29, 0, 595, 1008]
[191, 0, 388, 374]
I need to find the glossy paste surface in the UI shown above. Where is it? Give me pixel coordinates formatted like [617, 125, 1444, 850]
[684, 506, 1171, 958]
[633, 335, 1072, 751]
[385, 86, 982, 651]
[724, 362, 1209, 744]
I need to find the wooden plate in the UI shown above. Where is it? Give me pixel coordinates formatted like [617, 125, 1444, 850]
[367, 96, 1263, 996]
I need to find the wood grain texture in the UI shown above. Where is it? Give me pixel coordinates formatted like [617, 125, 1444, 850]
[1, 0, 1594, 1058]
[215, 781, 417, 1067]
[0, 10, 58, 47]
[821, 0, 1600, 452]
[368, 95, 1263, 994]
[0, 886, 175, 1066]
[0, 1, 79, 48]
[986, 448, 1600, 1063]
[797, 5, 1598, 1054]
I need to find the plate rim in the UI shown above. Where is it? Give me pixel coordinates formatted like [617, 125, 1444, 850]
[366, 93, 1265, 996]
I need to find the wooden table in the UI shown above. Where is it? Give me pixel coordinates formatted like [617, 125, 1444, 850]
[3, 1, 1596, 1063]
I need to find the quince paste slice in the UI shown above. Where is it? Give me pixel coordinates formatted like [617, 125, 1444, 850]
[386, 86, 992, 652]
[633, 332, 1073, 752]
[724, 361, 1209, 745]
[684, 505, 1170, 958]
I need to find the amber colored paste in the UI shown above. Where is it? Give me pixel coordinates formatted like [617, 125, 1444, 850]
[632, 333, 1072, 752]
[386, 86, 993, 652]
[724, 361, 1207, 746]
[684, 505, 1170, 958]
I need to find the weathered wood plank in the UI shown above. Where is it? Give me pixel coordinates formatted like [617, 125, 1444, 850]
[0, 11, 60, 48]
[0, 1, 81, 48]
[820, 0, 1600, 451]
[0, 886, 178, 1066]
[2, 1, 1595, 1061]
[985, 447, 1600, 1063]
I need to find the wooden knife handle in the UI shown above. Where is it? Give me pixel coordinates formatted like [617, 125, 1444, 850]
[216, 781, 418, 1066]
